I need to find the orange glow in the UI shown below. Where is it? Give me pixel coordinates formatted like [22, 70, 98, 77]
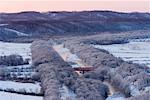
[0, 0, 149, 13]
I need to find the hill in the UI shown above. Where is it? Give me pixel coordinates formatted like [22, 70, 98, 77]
[0, 11, 150, 40]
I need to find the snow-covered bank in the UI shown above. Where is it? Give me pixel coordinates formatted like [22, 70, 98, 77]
[0, 24, 8, 26]
[92, 39, 150, 67]
[0, 91, 42, 100]
[0, 81, 41, 94]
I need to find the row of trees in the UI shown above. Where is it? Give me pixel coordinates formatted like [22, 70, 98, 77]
[64, 36, 150, 99]
[32, 40, 109, 100]
[0, 54, 29, 66]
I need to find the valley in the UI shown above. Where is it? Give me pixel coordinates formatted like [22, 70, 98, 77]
[0, 11, 150, 100]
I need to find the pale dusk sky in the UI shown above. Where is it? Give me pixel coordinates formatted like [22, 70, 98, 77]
[0, 0, 150, 13]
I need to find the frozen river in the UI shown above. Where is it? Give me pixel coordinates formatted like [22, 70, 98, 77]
[92, 38, 150, 67]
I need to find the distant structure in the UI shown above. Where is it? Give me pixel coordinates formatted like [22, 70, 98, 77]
[73, 67, 94, 74]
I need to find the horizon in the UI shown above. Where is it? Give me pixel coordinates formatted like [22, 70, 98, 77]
[0, 0, 150, 13]
[1, 10, 150, 14]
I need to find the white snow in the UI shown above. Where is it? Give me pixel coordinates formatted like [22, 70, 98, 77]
[130, 38, 150, 42]
[0, 42, 43, 99]
[0, 81, 41, 94]
[0, 24, 8, 26]
[5, 28, 29, 36]
[53, 44, 87, 68]
[0, 42, 34, 78]
[60, 85, 76, 100]
[6, 64, 31, 69]
[129, 85, 140, 96]
[6, 65, 36, 78]
[106, 93, 126, 100]
[0, 91, 43, 100]
[92, 39, 150, 67]
[0, 42, 31, 62]
[106, 96, 125, 100]
[143, 86, 150, 93]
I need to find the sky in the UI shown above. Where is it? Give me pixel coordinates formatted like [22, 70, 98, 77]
[0, 0, 150, 13]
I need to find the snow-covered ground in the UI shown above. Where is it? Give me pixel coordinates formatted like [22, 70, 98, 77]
[92, 38, 150, 67]
[60, 85, 76, 100]
[0, 42, 34, 77]
[106, 92, 125, 100]
[53, 44, 83, 100]
[0, 42, 43, 100]
[6, 64, 31, 69]
[5, 28, 29, 37]
[0, 41, 31, 63]
[53, 44, 87, 68]
[6, 65, 36, 78]
[0, 91, 42, 100]
[0, 24, 8, 26]
[0, 81, 41, 94]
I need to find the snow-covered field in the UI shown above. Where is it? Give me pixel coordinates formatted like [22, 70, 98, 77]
[0, 92, 42, 100]
[0, 41, 31, 61]
[92, 38, 150, 67]
[0, 81, 41, 94]
[0, 42, 34, 78]
[0, 41, 43, 100]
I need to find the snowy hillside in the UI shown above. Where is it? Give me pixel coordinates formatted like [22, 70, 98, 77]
[5, 28, 29, 37]
[0, 11, 150, 41]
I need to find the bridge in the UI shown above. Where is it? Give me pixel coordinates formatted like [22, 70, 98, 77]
[73, 67, 94, 74]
